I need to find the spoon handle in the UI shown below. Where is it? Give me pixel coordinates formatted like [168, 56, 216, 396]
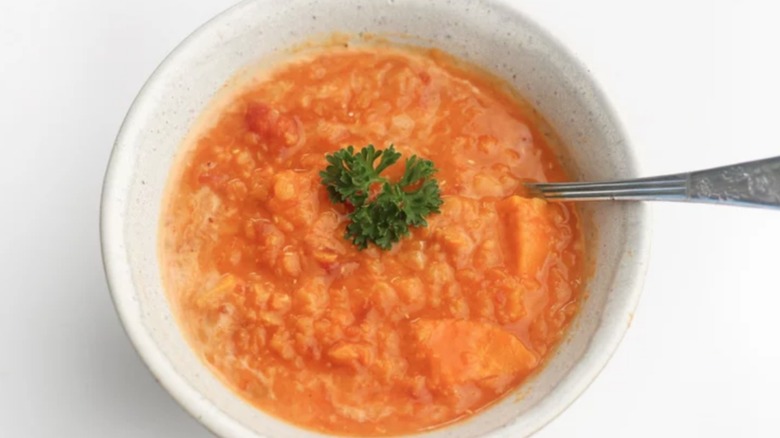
[526, 156, 780, 209]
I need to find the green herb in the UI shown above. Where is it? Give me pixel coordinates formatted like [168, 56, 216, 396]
[320, 145, 443, 250]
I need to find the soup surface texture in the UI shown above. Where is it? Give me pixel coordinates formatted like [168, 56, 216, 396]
[161, 45, 585, 435]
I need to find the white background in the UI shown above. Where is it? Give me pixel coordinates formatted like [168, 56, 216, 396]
[1, 0, 778, 436]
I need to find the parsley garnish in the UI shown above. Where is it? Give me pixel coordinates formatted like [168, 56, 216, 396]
[320, 145, 443, 250]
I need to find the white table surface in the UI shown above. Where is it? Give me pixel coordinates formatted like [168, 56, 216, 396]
[1, 0, 778, 436]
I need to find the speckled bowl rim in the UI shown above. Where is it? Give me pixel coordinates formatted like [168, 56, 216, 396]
[100, 1, 651, 437]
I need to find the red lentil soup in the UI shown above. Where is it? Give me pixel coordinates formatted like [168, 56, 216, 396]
[161, 45, 585, 436]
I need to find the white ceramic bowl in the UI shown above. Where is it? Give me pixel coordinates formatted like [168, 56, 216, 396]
[101, 0, 650, 436]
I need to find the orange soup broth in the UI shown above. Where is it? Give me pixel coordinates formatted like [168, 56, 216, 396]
[161, 44, 586, 436]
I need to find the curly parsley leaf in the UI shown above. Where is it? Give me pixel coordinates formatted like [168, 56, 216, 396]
[321, 145, 443, 250]
[319, 144, 401, 208]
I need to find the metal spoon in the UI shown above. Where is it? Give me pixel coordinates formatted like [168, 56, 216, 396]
[525, 156, 780, 209]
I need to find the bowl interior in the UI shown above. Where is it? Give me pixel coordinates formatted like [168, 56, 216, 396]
[101, 0, 649, 437]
